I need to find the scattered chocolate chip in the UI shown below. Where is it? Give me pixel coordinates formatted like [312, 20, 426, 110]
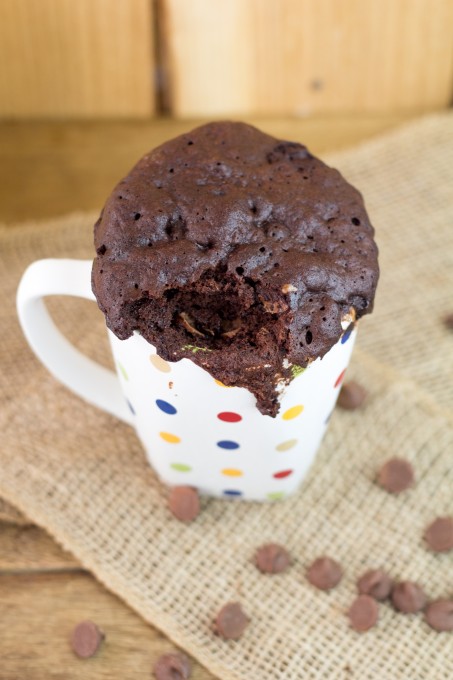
[168, 486, 200, 523]
[391, 581, 426, 614]
[153, 652, 192, 679]
[376, 458, 414, 494]
[348, 594, 379, 632]
[70, 620, 104, 659]
[357, 568, 393, 601]
[306, 556, 343, 591]
[254, 543, 291, 574]
[215, 602, 249, 640]
[442, 313, 453, 330]
[424, 599, 453, 632]
[337, 381, 367, 410]
[424, 516, 453, 553]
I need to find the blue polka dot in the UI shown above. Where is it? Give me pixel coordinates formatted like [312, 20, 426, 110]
[223, 489, 243, 497]
[156, 399, 177, 415]
[341, 327, 353, 344]
[217, 440, 240, 450]
[127, 399, 136, 415]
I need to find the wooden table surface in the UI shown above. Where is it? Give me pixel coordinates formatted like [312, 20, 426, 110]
[0, 113, 419, 679]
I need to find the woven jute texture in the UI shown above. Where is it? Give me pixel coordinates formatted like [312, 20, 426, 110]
[1, 113, 452, 680]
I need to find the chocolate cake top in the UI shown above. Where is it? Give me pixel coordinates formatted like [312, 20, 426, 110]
[92, 122, 379, 416]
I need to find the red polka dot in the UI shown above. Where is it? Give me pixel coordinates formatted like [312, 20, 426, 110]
[217, 411, 242, 423]
[273, 469, 294, 479]
[334, 368, 347, 388]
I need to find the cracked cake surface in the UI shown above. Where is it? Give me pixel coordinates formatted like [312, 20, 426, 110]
[92, 122, 379, 416]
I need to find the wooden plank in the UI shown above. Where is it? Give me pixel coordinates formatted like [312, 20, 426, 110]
[0, 571, 215, 679]
[0, 522, 79, 572]
[0, 498, 29, 526]
[0, 114, 416, 223]
[0, 0, 154, 119]
[161, 0, 453, 117]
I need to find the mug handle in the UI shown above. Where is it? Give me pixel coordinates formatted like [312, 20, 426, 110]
[16, 258, 133, 426]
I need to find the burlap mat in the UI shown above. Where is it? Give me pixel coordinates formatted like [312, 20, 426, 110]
[1, 113, 452, 679]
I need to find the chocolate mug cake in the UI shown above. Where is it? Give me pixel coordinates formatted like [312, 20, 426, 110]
[92, 122, 379, 416]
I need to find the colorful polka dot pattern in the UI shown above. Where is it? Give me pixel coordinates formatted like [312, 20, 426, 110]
[275, 438, 298, 452]
[156, 399, 177, 415]
[217, 440, 240, 450]
[149, 354, 171, 373]
[334, 368, 347, 388]
[341, 327, 353, 344]
[117, 361, 129, 381]
[222, 468, 243, 477]
[273, 469, 293, 479]
[215, 379, 232, 388]
[170, 463, 192, 472]
[282, 404, 304, 420]
[123, 333, 355, 497]
[217, 411, 242, 423]
[267, 491, 286, 500]
[159, 431, 181, 444]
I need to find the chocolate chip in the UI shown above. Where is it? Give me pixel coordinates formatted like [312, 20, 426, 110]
[391, 581, 426, 613]
[357, 569, 393, 601]
[348, 595, 379, 632]
[254, 543, 291, 574]
[70, 620, 104, 659]
[168, 486, 200, 523]
[179, 312, 205, 337]
[306, 556, 343, 591]
[442, 313, 453, 330]
[424, 599, 453, 632]
[376, 458, 414, 494]
[337, 381, 367, 410]
[214, 602, 249, 640]
[424, 516, 453, 553]
[153, 652, 192, 679]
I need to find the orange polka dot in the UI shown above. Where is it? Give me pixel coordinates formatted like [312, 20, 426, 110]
[150, 354, 171, 373]
[221, 468, 244, 477]
[159, 432, 181, 444]
[282, 405, 304, 421]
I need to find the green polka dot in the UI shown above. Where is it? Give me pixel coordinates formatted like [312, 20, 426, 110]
[267, 491, 286, 501]
[117, 361, 128, 381]
[170, 463, 192, 472]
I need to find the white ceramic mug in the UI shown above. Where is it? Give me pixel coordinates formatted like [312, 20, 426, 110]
[17, 258, 357, 501]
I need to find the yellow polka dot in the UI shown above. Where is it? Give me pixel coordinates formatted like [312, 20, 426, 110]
[215, 379, 233, 388]
[159, 432, 181, 444]
[276, 438, 298, 452]
[282, 404, 304, 420]
[150, 354, 171, 373]
[221, 468, 243, 477]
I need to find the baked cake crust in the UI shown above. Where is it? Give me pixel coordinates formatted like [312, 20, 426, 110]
[92, 122, 379, 416]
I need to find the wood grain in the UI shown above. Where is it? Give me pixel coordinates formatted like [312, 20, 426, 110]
[0, 0, 154, 119]
[0, 498, 28, 526]
[161, 0, 453, 117]
[0, 114, 416, 224]
[0, 115, 422, 679]
[0, 522, 78, 572]
[0, 572, 215, 679]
